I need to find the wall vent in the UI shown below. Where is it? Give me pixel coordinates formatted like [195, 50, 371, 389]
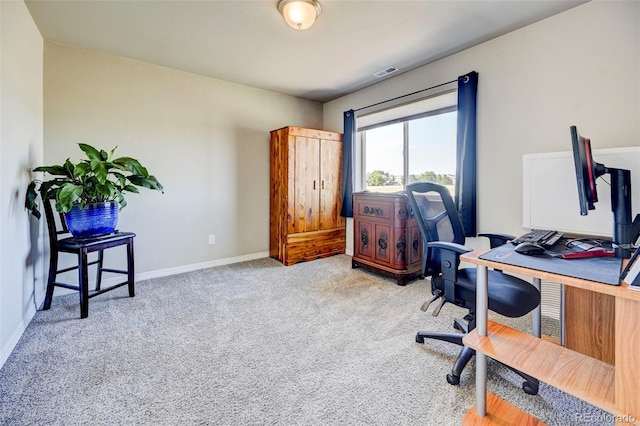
[373, 67, 399, 78]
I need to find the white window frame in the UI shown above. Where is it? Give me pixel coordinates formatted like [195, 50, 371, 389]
[355, 89, 458, 192]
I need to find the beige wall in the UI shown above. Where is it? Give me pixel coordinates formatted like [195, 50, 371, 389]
[323, 0, 640, 252]
[44, 42, 323, 276]
[0, 0, 44, 366]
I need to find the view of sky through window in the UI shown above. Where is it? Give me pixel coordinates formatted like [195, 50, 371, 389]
[364, 111, 457, 192]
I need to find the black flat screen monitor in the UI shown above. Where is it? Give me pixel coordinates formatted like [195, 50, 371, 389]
[570, 125, 602, 215]
[569, 125, 640, 258]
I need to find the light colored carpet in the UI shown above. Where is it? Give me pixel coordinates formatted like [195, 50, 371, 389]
[0, 255, 611, 425]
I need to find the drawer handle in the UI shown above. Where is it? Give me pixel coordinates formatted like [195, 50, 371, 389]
[363, 206, 384, 217]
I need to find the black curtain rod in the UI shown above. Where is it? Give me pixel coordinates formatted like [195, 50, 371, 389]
[354, 78, 457, 112]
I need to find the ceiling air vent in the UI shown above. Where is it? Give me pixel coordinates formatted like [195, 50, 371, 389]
[373, 67, 399, 78]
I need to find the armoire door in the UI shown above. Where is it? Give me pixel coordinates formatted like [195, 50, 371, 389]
[292, 135, 320, 233]
[319, 138, 344, 230]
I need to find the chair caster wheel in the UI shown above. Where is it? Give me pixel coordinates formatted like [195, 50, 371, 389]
[416, 335, 424, 344]
[446, 374, 460, 385]
[522, 382, 538, 395]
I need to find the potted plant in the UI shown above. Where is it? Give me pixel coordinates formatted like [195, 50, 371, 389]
[25, 143, 163, 238]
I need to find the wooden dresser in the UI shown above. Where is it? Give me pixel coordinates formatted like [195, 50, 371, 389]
[269, 126, 346, 266]
[352, 192, 422, 285]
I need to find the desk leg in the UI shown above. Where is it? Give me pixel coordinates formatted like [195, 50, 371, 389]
[532, 278, 541, 338]
[476, 264, 488, 417]
[560, 284, 566, 346]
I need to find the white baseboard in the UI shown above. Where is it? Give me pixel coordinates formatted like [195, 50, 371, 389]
[0, 303, 37, 370]
[134, 251, 271, 282]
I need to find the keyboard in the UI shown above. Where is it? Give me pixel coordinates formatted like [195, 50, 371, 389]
[511, 229, 564, 248]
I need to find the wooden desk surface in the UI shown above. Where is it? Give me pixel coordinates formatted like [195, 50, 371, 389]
[461, 250, 640, 302]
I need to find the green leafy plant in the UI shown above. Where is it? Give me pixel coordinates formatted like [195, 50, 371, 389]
[25, 143, 163, 219]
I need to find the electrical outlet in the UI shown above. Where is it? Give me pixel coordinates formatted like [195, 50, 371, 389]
[208, 235, 215, 245]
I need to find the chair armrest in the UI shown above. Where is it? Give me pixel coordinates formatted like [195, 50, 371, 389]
[427, 241, 473, 255]
[478, 232, 515, 248]
[426, 241, 473, 302]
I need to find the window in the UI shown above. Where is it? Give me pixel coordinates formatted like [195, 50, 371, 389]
[357, 91, 457, 194]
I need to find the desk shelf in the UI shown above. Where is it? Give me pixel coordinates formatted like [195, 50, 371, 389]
[464, 321, 618, 415]
[463, 392, 545, 425]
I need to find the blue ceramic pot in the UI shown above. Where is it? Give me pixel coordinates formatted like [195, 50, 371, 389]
[64, 202, 119, 238]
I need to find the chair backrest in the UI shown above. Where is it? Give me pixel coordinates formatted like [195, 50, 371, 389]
[42, 197, 71, 247]
[405, 182, 466, 276]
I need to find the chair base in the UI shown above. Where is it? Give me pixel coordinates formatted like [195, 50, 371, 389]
[416, 326, 539, 395]
[43, 280, 134, 313]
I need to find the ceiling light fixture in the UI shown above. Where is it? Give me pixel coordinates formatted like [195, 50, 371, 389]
[277, 0, 322, 31]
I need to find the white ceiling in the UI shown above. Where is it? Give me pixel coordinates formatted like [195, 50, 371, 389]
[25, 0, 587, 103]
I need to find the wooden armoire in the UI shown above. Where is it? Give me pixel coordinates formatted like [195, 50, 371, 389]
[269, 126, 346, 266]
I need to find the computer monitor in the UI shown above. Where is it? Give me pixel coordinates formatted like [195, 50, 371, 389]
[570, 126, 603, 214]
[570, 125, 640, 258]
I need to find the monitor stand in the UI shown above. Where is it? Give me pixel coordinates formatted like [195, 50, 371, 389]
[607, 167, 640, 258]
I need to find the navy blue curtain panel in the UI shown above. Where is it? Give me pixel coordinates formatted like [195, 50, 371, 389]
[340, 109, 355, 217]
[455, 71, 478, 237]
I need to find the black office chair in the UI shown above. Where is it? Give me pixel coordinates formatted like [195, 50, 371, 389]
[42, 198, 136, 319]
[405, 182, 540, 395]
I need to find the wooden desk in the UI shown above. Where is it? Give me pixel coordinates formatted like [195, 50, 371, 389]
[461, 250, 640, 425]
